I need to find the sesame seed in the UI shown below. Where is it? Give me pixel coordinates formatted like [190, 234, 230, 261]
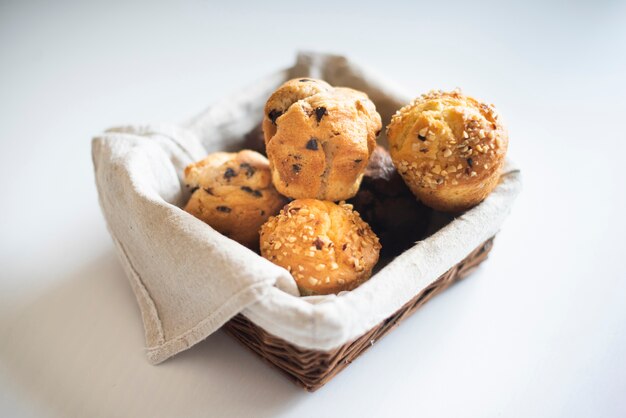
[287, 236, 296, 243]
[273, 242, 282, 250]
[325, 277, 330, 284]
[443, 149, 452, 157]
[308, 277, 319, 286]
[338, 279, 346, 285]
[331, 262, 339, 270]
[315, 264, 325, 271]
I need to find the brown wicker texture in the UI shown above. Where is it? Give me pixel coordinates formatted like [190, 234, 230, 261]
[224, 237, 494, 392]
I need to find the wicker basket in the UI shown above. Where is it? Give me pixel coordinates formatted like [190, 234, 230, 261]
[224, 237, 494, 391]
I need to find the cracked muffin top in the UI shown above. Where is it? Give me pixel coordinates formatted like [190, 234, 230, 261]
[262, 78, 382, 201]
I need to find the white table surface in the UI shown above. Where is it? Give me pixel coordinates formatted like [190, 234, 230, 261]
[1, 1, 625, 417]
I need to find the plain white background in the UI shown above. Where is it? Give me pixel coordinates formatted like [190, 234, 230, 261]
[1, 1, 625, 417]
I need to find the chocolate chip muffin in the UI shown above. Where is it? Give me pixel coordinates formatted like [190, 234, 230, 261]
[387, 89, 508, 212]
[263, 78, 382, 201]
[260, 199, 381, 296]
[183, 150, 287, 249]
[349, 146, 431, 258]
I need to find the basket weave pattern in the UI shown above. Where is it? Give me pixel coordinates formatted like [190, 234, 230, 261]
[224, 237, 494, 391]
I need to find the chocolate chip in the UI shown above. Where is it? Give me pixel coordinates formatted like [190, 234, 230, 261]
[342, 243, 348, 251]
[260, 210, 265, 216]
[188, 186, 199, 194]
[268, 109, 283, 125]
[299, 78, 311, 82]
[216, 206, 231, 213]
[467, 158, 473, 168]
[419, 148, 429, 153]
[306, 138, 319, 150]
[376, 129, 381, 136]
[354, 159, 363, 163]
[292, 164, 301, 173]
[224, 168, 236, 180]
[203, 187, 213, 195]
[418, 134, 427, 141]
[313, 237, 324, 250]
[241, 186, 262, 197]
[314, 107, 327, 123]
[239, 163, 256, 178]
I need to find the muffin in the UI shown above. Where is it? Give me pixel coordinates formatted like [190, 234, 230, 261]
[260, 199, 381, 295]
[386, 89, 508, 212]
[349, 146, 431, 258]
[183, 150, 287, 249]
[262, 78, 382, 201]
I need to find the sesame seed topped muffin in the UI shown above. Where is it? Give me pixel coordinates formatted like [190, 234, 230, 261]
[386, 89, 508, 212]
[259, 199, 381, 295]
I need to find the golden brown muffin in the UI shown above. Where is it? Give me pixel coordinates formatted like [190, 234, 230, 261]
[262, 78, 382, 201]
[386, 89, 508, 212]
[183, 150, 287, 249]
[259, 199, 381, 296]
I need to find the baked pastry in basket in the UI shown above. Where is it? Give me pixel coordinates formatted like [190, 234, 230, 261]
[386, 89, 508, 212]
[260, 199, 381, 295]
[183, 150, 287, 249]
[262, 78, 382, 201]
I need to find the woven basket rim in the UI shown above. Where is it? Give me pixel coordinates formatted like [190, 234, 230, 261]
[225, 237, 495, 391]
